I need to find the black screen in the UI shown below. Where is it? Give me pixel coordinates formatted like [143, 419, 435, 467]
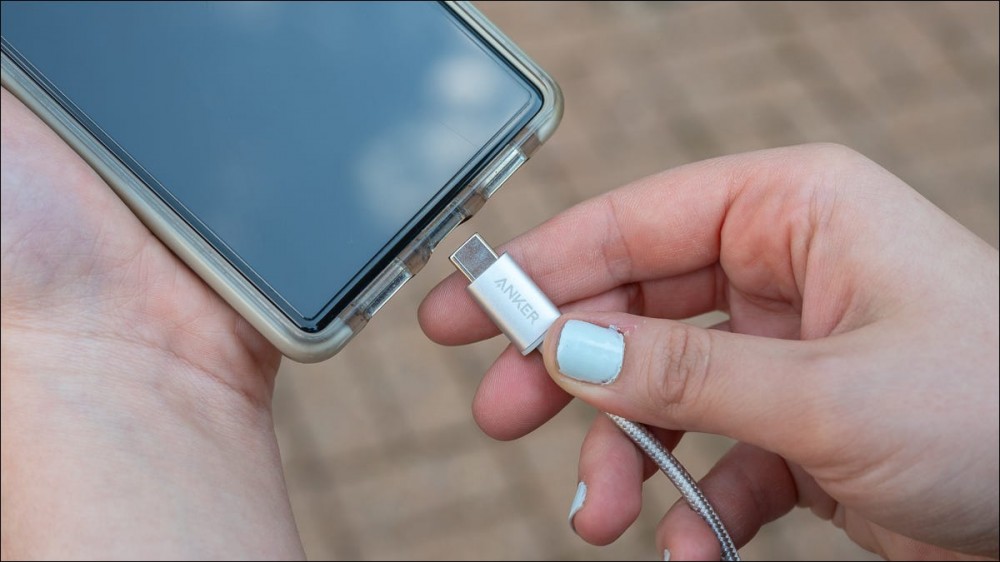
[1, 1, 542, 330]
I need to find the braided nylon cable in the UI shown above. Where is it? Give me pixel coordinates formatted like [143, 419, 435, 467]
[607, 414, 741, 561]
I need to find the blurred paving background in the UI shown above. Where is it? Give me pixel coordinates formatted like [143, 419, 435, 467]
[274, 2, 998, 560]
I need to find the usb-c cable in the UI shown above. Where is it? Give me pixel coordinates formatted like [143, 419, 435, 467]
[451, 234, 741, 561]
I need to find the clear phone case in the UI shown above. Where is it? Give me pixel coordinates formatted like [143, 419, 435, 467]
[1, 1, 562, 362]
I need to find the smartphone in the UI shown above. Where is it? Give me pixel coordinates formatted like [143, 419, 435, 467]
[1, 1, 561, 362]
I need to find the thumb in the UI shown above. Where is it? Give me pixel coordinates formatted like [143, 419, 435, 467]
[541, 313, 830, 456]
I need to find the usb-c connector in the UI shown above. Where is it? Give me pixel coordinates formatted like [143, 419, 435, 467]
[451, 234, 560, 354]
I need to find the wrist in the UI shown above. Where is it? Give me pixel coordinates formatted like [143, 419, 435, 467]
[3, 288, 278, 405]
[1, 313, 273, 432]
[1, 316, 301, 559]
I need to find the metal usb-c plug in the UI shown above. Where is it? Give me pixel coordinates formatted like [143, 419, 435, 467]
[450, 234, 560, 354]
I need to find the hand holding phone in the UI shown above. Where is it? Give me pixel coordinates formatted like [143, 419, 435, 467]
[1, 1, 561, 361]
[2, 83, 308, 559]
[1, 2, 561, 558]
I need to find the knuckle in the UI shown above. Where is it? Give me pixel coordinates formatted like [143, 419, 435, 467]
[644, 324, 713, 411]
[801, 142, 864, 166]
[598, 194, 635, 287]
[797, 143, 875, 186]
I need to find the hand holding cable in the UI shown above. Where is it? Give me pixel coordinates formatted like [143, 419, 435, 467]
[450, 234, 741, 560]
[419, 145, 999, 560]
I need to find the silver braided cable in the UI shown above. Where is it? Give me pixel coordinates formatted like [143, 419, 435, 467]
[607, 414, 741, 561]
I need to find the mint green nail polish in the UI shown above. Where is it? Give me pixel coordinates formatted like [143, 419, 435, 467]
[556, 320, 624, 384]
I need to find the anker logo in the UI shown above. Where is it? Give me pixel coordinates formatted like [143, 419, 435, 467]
[494, 277, 540, 324]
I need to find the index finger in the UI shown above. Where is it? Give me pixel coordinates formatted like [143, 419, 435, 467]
[418, 145, 813, 345]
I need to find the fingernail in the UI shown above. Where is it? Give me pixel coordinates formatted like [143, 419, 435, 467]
[663, 547, 671, 561]
[567, 481, 587, 532]
[556, 320, 624, 384]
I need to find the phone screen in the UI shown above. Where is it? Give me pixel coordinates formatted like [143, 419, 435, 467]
[1, 2, 542, 331]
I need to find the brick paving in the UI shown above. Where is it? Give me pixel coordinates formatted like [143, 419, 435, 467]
[274, 2, 999, 560]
